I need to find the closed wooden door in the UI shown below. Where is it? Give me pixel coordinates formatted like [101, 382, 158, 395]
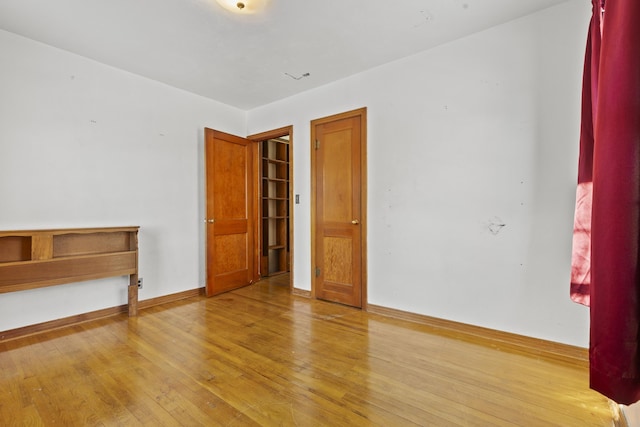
[204, 129, 259, 296]
[311, 108, 367, 308]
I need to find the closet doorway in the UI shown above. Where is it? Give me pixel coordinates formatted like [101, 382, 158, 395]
[248, 126, 293, 290]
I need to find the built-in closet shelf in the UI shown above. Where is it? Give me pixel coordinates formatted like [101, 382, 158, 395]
[260, 137, 290, 277]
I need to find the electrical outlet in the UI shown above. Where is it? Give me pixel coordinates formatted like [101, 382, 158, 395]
[137, 277, 143, 289]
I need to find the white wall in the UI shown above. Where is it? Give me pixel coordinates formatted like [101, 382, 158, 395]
[0, 29, 245, 331]
[247, 0, 591, 347]
[0, 1, 593, 347]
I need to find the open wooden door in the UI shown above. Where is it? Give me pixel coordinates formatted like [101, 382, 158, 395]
[204, 129, 259, 296]
[311, 108, 367, 308]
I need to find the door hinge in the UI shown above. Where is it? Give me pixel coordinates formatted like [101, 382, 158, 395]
[315, 267, 321, 277]
[315, 139, 320, 150]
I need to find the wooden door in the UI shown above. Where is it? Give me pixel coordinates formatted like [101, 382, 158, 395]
[204, 128, 259, 296]
[311, 108, 367, 308]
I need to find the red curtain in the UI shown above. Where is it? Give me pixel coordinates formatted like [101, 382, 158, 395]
[571, 0, 640, 405]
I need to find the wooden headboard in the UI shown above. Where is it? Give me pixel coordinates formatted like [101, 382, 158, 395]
[0, 226, 139, 316]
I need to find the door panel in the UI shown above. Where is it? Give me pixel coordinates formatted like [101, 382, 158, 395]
[323, 133, 353, 222]
[312, 109, 366, 308]
[205, 128, 258, 296]
[324, 236, 353, 285]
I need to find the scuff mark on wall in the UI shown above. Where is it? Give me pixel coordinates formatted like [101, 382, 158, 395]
[487, 216, 506, 235]
[414, 10, 434, 28]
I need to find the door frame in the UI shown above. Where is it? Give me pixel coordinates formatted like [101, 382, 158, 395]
[248, 125, 294, 291]
[310, 108, 367, 308]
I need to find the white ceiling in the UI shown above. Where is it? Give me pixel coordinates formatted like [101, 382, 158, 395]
[0, 0, 569, 110]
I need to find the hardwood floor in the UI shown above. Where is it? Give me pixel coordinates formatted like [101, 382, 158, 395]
[0, 275, 617, 426]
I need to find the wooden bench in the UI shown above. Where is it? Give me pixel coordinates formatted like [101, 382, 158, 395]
[0, 226, 139, 316]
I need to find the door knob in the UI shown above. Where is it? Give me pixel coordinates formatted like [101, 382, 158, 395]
[351, 219, 359, 225]
[206, 219, 215, 223]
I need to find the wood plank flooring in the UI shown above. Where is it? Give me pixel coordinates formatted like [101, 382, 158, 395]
[0, 275, 617, 426]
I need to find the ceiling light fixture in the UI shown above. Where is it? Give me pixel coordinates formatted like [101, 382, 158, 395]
[215, 0, 268, 14]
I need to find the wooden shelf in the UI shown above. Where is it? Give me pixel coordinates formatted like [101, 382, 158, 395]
[263, 158, 288, 165]
[0, 226, 140, 316]
[267, 270, 288, 276]
[260, 138, 290, 277]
